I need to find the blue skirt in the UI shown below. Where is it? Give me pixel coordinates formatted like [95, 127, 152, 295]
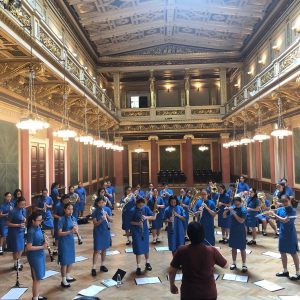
[43, 212, 54, 229]
[132, 226, 149, 255]
[229, 224, 246, 250]
[7, 227, 24, 252]
[167, 221, 185, 252]
[246, 212, 258, 227]
[27, 249, 46, 280]
[122, 211, 131, 231]
[53, 219, 59, 239]
[279, 233, 299, 254]
[78, 201, 85, 212]
[58, 234, 75, 266]
[0, 222, 8, 237]
[151, 212, 163, 230]
[218, 211, 230, 228]
[93, 227, 111, 251]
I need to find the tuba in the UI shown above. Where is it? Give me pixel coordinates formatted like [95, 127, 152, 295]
[189, 188, 201, 216]
[271, 196, 279, 210]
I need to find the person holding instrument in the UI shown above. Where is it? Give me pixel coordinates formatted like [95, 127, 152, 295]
[246, 188, 260, 245]
[75, 181, 87, 218]
[26, 211, 48, 300]
[121, 186, 135, 245]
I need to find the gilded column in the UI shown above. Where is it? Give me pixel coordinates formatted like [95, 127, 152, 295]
[220, 68, 227, 105]
[149, 70, 156, 108]
[113, 72, 121, 109]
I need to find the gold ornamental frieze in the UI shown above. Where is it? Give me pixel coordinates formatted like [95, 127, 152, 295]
[156, 109, 185, 116]
[279, 48, 298, 73]
[39, 28, 62, 60]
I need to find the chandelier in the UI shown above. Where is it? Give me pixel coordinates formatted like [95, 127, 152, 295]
[253, 108, 270, 142]
[93, 108, 105, 148]
[135, 146, 144, 153]
[77, 99, 93, 145]
[165, 146, 176, 152]
[198, 145, 209, 152]
[271, 98, 292, 139]
[227, 124, 240, 148]
[239, 119, 252, 145]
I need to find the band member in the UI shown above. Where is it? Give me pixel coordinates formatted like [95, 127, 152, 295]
[217, 184, 231, 243]
[26, 212, 47, 300]
[129, 197, 156, 275]
[12, 188, 23, 207]
[0, 192, 14, 255]
[164, 195, 185, 255]
[58, 203, 77, 288]
[227, 183, 236, 200]
[67, 186, 80, 221]
[193, 189, 216, 246]
[106, 180, 115, 208]
[246, 188, 260, 245]
[50, 182, 60, 207]
[223, 197, 248, 272]
[7, 197, 26, 270]
[178, 189, 191, 240]
[145, 183, 154, 200]
[91, 196, 113, 276]
[206, 180, 214, 194]
[148, 188, 165, 244]
[160, 183, 174, 208]
[97, 187, 112, 209]
[267, 196, 300, 280]
[237, 176, 250, 194]
[134, 184, 145, 198]
[121, 186, 135, 245]
[75, 181, 87, 218]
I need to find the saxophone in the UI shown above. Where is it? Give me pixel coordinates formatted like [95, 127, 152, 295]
[271, 196, 279, 210]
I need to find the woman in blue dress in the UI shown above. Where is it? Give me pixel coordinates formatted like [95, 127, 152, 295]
[26, 211, 47, 300]
[178, 189, 191, 240]
[130, 197, 156, 275]
[164, 195, 186, 255]
[267, 195, 300, 281]
[224, 196, 248, 272]
[0, 192, 14, 255]
[246, 188, 260, 245]
[148, 188, 165, 244]
[7, 197, 26, 270]
[193, 189, 216, 246]
[50, 182, 60, 207]
[75, 181, 87, 218]
[67, 185, 80, 221]
[217, 184, 231, 244]
[58, 203, 77, 288]
[121, 186, 135, 245]
[12, 188, 23, 207]
[91, 196, 113, 277]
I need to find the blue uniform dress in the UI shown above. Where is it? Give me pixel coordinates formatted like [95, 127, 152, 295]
[228, 207, 247, 250]
[194, 199, 216, 246]
[92, 207, 112, 251]
[164, 205, 185, 252]
[106, 186, 115, 206]
[26, 226, 46, 280]
[257, 200, 271, 221]
[147, 196, 164, 230]
[277, 206, 299, 254]
[217, 193, 231, 228]
[121, 195, 135, 231]
[51, 187, 60, 207]
[211, 192, 219, 205]
[37, 196, 54, 229]
[177, 195, 190, 233]
[160, 189, 174, 208]
[75, 187, 87, 213]
[7, 208, 26, 252]
[58, 216, 75, 266]
[246, 197, 259, 227]
[53, 202, 64, 239]
[0, 201, 14, 237]
[137, 190, 145, 198]
[237, 182, 250, 194]
[68, 192, 80, 221]
[130, 206, 153, 255]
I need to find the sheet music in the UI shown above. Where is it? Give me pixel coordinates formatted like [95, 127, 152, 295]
[75, 256, 88, 262]
[125, 248, 133, 253]
[262, 251, 281, 259]
[214, 273, 220, 281]
[253, 280, 284, 292]
[279, 296, 300, 300]
[155, 246, 169, 251]
[106, 250, 120, 256]
[135, 277, 161, 285]
[1, 288, 28, 300]
[42, 270, 59, 279]
[101, 279, 117, 287]
[78, 285, 106, 296]
[223, 274, 248, 282]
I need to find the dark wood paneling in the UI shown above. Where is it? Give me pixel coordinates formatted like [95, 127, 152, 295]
[132, 152, 149, 188]
[54, 145, 65, 187]
[31, 142, 46, 195]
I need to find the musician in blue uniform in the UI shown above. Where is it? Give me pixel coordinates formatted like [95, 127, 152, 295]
[160, 183, 174, 207]
[268, 196, 300, 281]
[237, 176, 250, 194]
[0, 192, 14, 255]
[12, 188, 23, 207]
[246, 188, 260, 245]
[26, 211, 47, 300]
[223, 196, 248, 273]
[106, 180, 115, 208]
[217, 184, 231, 244]
[7, 197, 26, 270]
[91, 196, 113, 276]
[130, 197, 156, 275]
[134, 184, 145, 198]
[50, 182, 60, 207]
[177, 189, 191, 240]
[67, 185, 80, 221]
[227, 183, 236, 200]
[145, 183, 154, 201]
[148, 188, 165, 244]
[75, 181, 87, 218]
[193, 189, 216, 246]
[58, 203, 77, 288]
[97, 187, 112, 209]
[164, 195, 185, 255]
[121, 186, 135, 245]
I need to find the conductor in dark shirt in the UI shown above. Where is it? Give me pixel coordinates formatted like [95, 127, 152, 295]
[169, 222, 227, 300]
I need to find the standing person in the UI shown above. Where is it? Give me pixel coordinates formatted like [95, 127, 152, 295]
[67, 186, 80, 221]
[237, 176, 250, 194]
[178, 189, 191, 241]
[130, 197, 156, 275]
[193, 189, 216, 246]
[75, 181, 87, 218]
[217, 184, 231, 244]
[164, 195, 186, 255]
[227, 183, 236, 200]
[145, 183, 154, 201]
[106, 180, 115, 209]
[246, 188, 260, 245]
[160, 183, 174, 208]
[0, 192, 14, 255]
[147, 188, 165, 244]
[26, 211, 48, 300]
[7, 197, 26, 270]
[58, 203, 78, 288]
[223, 197, 248, 272]
[97, 187, 112, 209]
[50, 182, 60, 207]
[169, 222, 227, 300]
[12, 189, 23, 207]
[267, 196, 300, 280]
[134, 184, 145, 198]
[91, 196, 113, 276]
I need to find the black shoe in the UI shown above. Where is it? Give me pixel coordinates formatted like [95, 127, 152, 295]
[152, 240, 157, 244]
[136, 267, 142, 275]
[53, 241, 56, 246]
[289, 274, 300, 281]
[223, 239, 229, 244]
[242, 266, 248, 273]
[145, 263, 152, 271]
[61, 282, 71, 288]
[52, 250, 58, 255]
[247, 240, 256, 245]
[0, 250, 3, 255]
[91, 269, 96, 276]
[230, 264, 237, 270]
[126, 240, 131, 245]
[185, 236, 190, 242]
[38, 296, 47, 300]
[66, 277, 76, 283]
[262, 231, 267, 236]
[274, 233, 279, 238]
[100, 265, 108, 272]
[276, 271, 289, 277]
[219, 239, 225, 244]
[156, 239, 161, 243]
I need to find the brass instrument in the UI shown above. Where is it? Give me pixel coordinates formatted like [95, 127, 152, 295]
[41, 225, 54, 262]
[153, 196, 159, 214]
[271, 196, 279, 210]
[120, 193, 133, 211]
[189, 188, 201, 216]
[234, 179, 240, 197]
[69, 193, 79, 204]
[71, 216, 83, 245]
[211, 183, 218, 193]
[258, 192, 267, 211]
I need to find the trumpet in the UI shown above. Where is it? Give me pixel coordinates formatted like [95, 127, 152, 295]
[41, 225, 54, 262]
[71, 216, 83, 245]
[120, 193, 133, 211]
[211, 183, 218, 193]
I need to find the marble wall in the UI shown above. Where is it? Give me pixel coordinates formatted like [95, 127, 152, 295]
[192, 144, 211, 170]
[293, 128, 300, 184]
[69, 139, 78, 185]
[82, 144, 88, 183]
[159, 145, 181, 170]
[261, 140, 271, 179]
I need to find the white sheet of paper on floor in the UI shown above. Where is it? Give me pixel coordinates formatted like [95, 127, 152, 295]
[237, 249, 252, 254]
[78, 285, 106, 297]
[110, 233, 116, 237]
[1, 288, 28, 300]
[262, 251, 281, 259]
[223, 274, 248, 282]
[253, 280, 284, 292]
[155, 246, 169, 251]
[279, 296, 300, 300]
[214, 273, 220, 281]
[125, 248, 133, 253]
[166, 273, 183, 281]
[42, 270, 59, 279]
[106, 250, 120, 256]
[135, 277, 161, 285]
[75, 256, 88, 262]
[101, 279, 117, 287]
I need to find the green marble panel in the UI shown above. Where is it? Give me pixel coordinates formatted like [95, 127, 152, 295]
[82, 144, 88, 183]
[293, 128, 300, 184]
[99, 148, 103, 178]
[241, 145, 247, 175]
[261, 140, 271, 179]
[92, 146, 96, 180]
[105, 149, 109, 176]
[69, 140, 78, 185]
[160, 145, 180, 170]
[192, 144, 211, 170]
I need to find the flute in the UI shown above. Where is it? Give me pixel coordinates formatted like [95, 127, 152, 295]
[40, 225, 54, 262]
[71, 216, 83, 245]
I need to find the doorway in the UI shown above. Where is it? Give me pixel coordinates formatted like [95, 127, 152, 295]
[131, 152, 149, 188]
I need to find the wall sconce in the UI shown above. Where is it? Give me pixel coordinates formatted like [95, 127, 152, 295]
[195, 83, 201, 92]
[292, 25, 300, 33]
[234, 83, 239, 88]
[247, 70, 253, 75]
[272, 44, 280, 51]
[258, 57, 266, 65]
[166, 85, 171, 93]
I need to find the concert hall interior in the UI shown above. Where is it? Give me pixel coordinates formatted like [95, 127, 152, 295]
[0, 0, 300, 299]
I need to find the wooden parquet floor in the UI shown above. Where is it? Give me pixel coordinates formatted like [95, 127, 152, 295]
[0, 203, 299, 300]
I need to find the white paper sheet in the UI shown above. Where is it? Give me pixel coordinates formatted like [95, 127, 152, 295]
[106, 250, 120, 256]
[101, 279, 117, 287]
[262, 251, 281, 259]
[75, 256, 88, 262]
[135, 277, 161, 285]
[279, 296, 300, 300]
[110, 233, 116, 237]
[214, 273, 220, 281]
[167, 273, 183, 281]
[125, 248, 133, 253]
[223, 274, 248, 282]
[1, 288, 28, 300]
[155, 246, 169, 251]
[78, 285, 106, 296]
[253, 280, 284, 292]
[237, 249, 252, 254]
[42, 270, 59, 280]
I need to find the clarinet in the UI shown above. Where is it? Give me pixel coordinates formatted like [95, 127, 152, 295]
[15, 258, 20, 288]
[102, 208, 110, 230]
[139, 209, 144, 240]
[170, 207, 175, 233]
[41, 225, 54, 262]
[71, 216, 83, 245]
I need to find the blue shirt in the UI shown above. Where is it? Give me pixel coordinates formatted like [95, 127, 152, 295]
[237, 182, 250, 194]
